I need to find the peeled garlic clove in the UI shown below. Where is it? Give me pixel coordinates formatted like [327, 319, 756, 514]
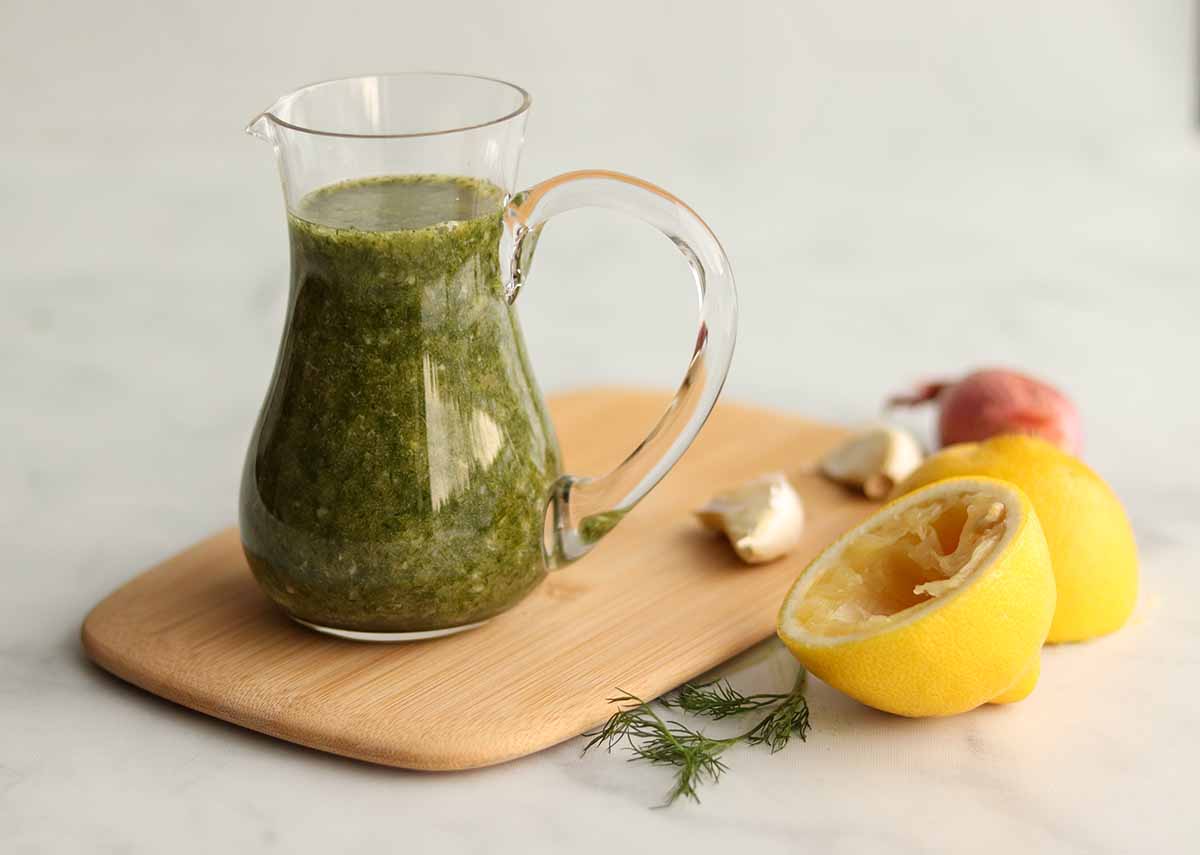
[819, 427, 924, 499]
[695, 472, 805, 564]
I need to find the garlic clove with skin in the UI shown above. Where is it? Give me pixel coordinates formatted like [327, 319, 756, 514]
[695, 472, 805, 564]
[819, 427, 925, 499]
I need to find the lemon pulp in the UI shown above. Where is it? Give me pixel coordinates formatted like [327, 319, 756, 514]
[793, 493, 1008, 637]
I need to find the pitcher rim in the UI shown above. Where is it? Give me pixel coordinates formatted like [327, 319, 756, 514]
[256, 72, 532, 140]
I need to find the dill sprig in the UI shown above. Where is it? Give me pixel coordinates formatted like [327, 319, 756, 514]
[583, 669, 810, 806]
[666, 677, 797, 720]
[583, 693, 731, 804]
[743, 670, 810, 752]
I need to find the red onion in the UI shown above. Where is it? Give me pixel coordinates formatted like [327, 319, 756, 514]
[888, 368, 1082, 454]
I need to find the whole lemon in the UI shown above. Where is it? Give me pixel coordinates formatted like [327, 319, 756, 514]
[892, 435, 1137, 643]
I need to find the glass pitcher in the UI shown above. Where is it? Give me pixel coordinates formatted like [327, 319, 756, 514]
[240, 73, 737, 640]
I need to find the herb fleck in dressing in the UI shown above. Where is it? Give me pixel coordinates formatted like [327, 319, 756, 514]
[240, 175, 562, 633]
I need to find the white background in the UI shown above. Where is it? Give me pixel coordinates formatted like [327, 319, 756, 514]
[3, 2, 1197, 852]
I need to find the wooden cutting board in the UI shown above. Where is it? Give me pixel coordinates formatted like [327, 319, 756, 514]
[82, 388, 874, 771]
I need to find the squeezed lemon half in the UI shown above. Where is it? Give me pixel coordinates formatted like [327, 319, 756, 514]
[777, 477, 1055, 717]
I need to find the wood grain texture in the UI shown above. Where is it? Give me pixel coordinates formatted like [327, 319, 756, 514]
[81, 388, 874, 770]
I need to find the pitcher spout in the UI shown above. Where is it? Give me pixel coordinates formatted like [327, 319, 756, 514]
[245, 112, 275, 142]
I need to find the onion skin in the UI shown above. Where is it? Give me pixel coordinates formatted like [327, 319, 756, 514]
[889, 369, 1082, 455]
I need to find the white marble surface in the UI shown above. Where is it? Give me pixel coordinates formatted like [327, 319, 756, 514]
[3, 1, 1198, 852]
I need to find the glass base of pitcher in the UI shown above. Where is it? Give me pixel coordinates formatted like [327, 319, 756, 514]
[291, 616, 490, 642]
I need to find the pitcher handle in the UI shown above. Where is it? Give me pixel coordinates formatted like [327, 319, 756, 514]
[502, 170, 738, 569]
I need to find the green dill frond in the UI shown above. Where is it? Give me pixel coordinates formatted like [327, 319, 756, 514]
[582, 668, 811, 806]
[744, 670, 811, 752]
[666, 678, 798, 720]
[583, 690, 731, 805]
